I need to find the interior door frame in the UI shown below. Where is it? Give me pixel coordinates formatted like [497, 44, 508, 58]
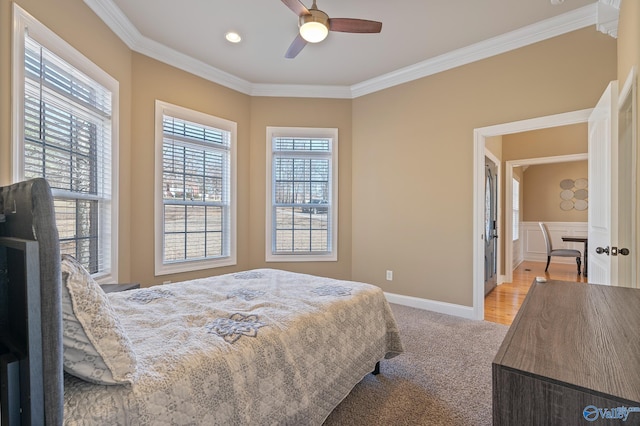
[504, 153, 588, 284]
[617, 67, 638, 288]
[484, 150, 501, 290]
[472, 109, 593, 320]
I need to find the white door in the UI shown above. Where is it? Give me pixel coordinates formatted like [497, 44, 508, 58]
[484, 156, 498, 295]
[616, 69, 637, 288]
[588, 81, 618, 285]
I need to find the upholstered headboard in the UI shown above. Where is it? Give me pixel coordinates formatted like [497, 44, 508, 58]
[0, 178, 63, 425]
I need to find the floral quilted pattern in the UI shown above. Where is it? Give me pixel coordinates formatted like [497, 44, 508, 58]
[64, 268, 404, 424]
[127, 288, 174, 304]
[312, 285, 353, 297]
[227, 288, 266, 301]
[205, 313, 266, 343]
[233, 271, 264, 280]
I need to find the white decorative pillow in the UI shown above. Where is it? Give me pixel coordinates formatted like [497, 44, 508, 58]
[61, 254, 137, 385]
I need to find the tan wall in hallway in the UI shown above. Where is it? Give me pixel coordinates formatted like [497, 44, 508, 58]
[248, 97, 353, 280]
[618, 0, 640, 85]
[502, 123, 588, 161]
[522, 161, 589, 222]
[0, 0, 134, 281]
[497, 124, 587, 275]
[352, 28, 616, 306]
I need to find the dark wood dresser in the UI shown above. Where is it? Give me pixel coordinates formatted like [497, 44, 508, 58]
[493, 280, 640, 425]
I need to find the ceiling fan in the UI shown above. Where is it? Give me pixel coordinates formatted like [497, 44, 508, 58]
[281, 0, 382, 59]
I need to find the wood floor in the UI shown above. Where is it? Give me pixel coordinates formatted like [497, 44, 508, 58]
[484, 260, 587, 326]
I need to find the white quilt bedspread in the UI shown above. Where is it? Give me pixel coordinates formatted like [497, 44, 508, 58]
[64, 269, 403, 425]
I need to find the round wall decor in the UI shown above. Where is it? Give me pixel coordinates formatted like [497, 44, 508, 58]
[575, 178, 588, 189]
[558, 178, 588, 211]
[560, 200, 574, 211]
[560, 189, 574, 200]
[560, 179, 575, 190]
[574, 200, 588, 211]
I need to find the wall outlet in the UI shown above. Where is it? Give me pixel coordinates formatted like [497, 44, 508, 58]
[386, 270, 393, 281]
[162, 280, 171, 285]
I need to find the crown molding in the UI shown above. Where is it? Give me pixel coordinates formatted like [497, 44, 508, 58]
[83, 0, 140, 47]
[134, 36, 254, 95]
[83, 0, 254, 95]
[250, 84, 352, 99]
[351, 4, 598, 98]
[596, 0, 621, 38]
[84, 1, 605, 99]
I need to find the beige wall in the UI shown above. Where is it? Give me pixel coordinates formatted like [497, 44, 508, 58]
[129, 54, 252, 285]
[618, 0, 640, 284]
[2, 0, 634, 305]
[351, 28, 616, 306]
[502, 123, 588, 161]
[485, 136, 503, 160]
[248, 97, 353, 280]
[0, 0, 134, 281]
[522, 161, 589, 222]
[618, 0, 640, 85]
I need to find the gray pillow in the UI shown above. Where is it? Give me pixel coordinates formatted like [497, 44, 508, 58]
[61, 255, 137, 385]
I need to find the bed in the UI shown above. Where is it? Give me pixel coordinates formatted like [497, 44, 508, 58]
[0, 178, 403, 425]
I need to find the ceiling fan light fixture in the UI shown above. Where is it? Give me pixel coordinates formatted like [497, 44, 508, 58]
[299, 10, 329, 43]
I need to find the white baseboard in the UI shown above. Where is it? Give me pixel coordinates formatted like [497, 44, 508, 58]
[384, 292, 475, 320]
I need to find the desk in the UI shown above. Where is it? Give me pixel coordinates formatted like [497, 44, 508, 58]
[493, 280, 640, 424]
[562, 236, 587, 277]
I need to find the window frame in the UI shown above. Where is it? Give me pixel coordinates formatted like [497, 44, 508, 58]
[512, 177, 520, 241]
[154, 100, 237, 275]
[265, 126, 338, 262]
[12, 4, 119, 283]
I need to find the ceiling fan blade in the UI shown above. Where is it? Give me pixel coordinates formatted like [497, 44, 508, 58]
[281, 0, 310, 17]
[285, 34, 308, 59]
[329, 18, 382, 33]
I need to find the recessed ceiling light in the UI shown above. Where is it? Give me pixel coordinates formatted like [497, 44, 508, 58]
[225, 31, 242, 43]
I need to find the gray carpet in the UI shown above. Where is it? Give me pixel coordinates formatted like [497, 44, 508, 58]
[324, 304, 509, 426]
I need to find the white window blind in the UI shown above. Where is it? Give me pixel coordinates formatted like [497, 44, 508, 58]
[22, 33, 113, 276]
[266, 127, 338, 262]
[155, 102, 236, 275]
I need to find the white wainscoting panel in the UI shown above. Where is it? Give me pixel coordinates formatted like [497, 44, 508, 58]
[521, 221, 588, 264]
[513, 234, 524, 270]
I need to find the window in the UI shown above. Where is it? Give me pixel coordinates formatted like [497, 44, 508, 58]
[266, 127, 338, 262]
[13, 6, 119, 282]
[512, 178, 520, 241]
[155, 101, 236, 275]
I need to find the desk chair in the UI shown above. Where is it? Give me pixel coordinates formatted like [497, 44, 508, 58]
[539, 222, 582, 275]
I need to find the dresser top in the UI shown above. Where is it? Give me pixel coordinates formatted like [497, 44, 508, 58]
[493, 280, 640, 404]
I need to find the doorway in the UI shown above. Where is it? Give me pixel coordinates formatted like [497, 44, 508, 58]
[484, 155, 499, 296]
[503, 153, 588, 284]
[472, 109, 593, 320]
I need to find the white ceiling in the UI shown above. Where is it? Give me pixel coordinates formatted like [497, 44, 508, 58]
[84, 0, 612, 97]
